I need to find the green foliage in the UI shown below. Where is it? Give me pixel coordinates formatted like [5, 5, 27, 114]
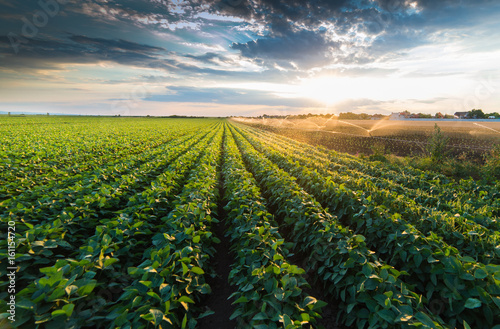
[0, 120, 223, 328]
[426, 124, 449, 163]
[231, 122, 500, 328]
[222, 132, 324, 328]
[369, 142, 388, 163]
[468, 109, 486, 119]
[1, 116, 498, 329]
[229, 124, 449, 328]
[483, 143, 500, 180]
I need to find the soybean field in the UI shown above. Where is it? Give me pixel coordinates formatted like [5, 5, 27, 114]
[1, 116, 499, 329]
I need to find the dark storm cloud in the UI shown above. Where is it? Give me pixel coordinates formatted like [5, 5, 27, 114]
[1, 0, 500, 93]
[197, 0, 500, 66]
[0, 32, 302, 84]
[231, 29, 341, 69]
[0, 34, 167, 69]
[2, 0, 499, 71]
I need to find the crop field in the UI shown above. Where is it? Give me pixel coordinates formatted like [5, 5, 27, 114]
[1, 116, 500, 329]
[235, 118, 500, 158]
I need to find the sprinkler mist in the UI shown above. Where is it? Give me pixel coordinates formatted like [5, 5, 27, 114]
[337, 120, 372, 137]
[366, 116, 391, 136]
[304, 117, 326, 130]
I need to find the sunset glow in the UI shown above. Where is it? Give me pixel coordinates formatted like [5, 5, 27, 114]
[0, 1, 499, 116]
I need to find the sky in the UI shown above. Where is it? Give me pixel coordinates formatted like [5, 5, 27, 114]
[0, 0, 499, 117]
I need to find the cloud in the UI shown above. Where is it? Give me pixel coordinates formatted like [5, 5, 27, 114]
[231, 29, 341, 69]
[1, 0, 500, 116]
[0, 34, 168, 70]
[146, 85, 323, 107]
[198, 0, 500, 68]
[184, 51, 234, 65]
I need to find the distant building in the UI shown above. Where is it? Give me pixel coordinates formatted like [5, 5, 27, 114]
[489, 116, 497, 119]
[389, 112, 404, 120]
[454, 112, 469, 119]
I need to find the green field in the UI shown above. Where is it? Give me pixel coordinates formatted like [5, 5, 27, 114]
[1, 116, 499, 329]
[235, 118, 500, 159]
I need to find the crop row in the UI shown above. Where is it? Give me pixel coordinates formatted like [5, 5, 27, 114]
[0, 118, 215, 199]
[228, 124, 447, 328]
[231, 124, 500, 328]
[3, 124, 221, 328]
[0, 126, 215, 293]
[238, 124, 499, 216]
[222, 127, 324, 328]
[236, 124, 500, 264]
[2, 117, 497, 329]
[1, 125, 214, 230]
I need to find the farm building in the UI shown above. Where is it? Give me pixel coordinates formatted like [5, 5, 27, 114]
[454, 112, 469, 119]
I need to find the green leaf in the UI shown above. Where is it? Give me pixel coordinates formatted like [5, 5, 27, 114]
[179, 295, 194, 310]
[132, 296, 143, 308]
[273, 254, 284, 261]
[354, 235, 365, 243]
[230, 309, 244, 320]
[281, 314, 293, 327]
[77, 281, 96, 296]
[150, 309, 164, 326]
[65, 285, 78, 296]
[395, 313, 413, 323]
[103, 258, 119, 268]
[140, 313, 154, 322]
[233, 296, 249, 304]
[492, 296, 500, 310]
[140, 281, 152, 288]
[312, 300, 328, 310]
[303, 296, 317, 307]
[464, 298, 482, 309]
[252, 312, 268, 321]
[178, 296, 195, 304]
[181, 314, 187, 329]
[51, 310, 67, 318]
[147, 292, 162, 302]
[415, 312, 434, 327]
[474, 268, 488, 279]
[193, 235, 201, 243]
[191, 267, 204, 275]
[377, 309, 395, 323]
[62, 304, 75, 317]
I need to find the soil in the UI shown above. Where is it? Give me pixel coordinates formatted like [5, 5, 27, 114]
[198, 133, 237, 328]
[197, 217, 237, 329]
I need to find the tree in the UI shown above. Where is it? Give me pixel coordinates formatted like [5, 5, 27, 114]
[468, 109, 486, 119]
